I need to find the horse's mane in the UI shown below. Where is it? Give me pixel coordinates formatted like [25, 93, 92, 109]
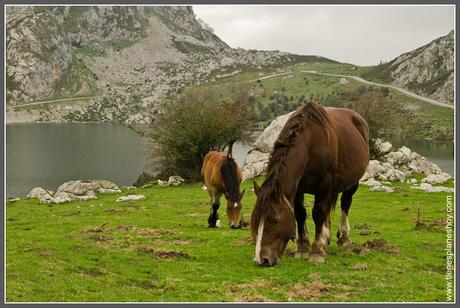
[220, 156, 241, 202]
[250, 102, 334, 236]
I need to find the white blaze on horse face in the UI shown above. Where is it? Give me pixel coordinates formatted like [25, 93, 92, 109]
[234, 202, 238, 208]
[253, 218, 265, 264]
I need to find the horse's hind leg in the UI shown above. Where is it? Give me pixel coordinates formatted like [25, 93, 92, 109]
[337, 183, 359, 248]
[207, 189, 221, 228]
[309, 193, 338, 263]
[294, 191, 310, 259]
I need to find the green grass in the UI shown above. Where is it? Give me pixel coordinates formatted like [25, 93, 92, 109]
[6, 178, 454, 302]
[196, 61, 453, 139]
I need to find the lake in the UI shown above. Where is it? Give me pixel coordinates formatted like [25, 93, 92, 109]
[6, 124, 454, 198]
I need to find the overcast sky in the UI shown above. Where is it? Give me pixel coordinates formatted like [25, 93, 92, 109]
[193, 5, 454, 66]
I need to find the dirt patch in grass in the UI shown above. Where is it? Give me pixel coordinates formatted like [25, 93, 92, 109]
[38, 250, 52, 258]
[80, 222, 110, 233]
[227, 279, 271, 302]
[362, 238, 400, 255]
[89, 234, 114, 243]
[414, 208, 448, 232]
[114, 225, 175, 237]
[348, 238, 399, 256]
[287, 281, 331, 301]
[351, 263, 368, 270]
[135, 246, 194, 260]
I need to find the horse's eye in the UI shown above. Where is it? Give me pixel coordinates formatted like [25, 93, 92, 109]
[270, 217, 278, 225]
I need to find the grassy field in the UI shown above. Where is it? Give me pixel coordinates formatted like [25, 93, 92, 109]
[6, 176, 454, 302]
[202, 61, 453, 139]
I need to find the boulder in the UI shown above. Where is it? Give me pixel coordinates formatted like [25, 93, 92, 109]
[27, 187, 54, 204]
[339, 78, 349, 85]
[369, 185, 394, 193]
[411, 183, 454, 193]
[375, 139, 392, 154]
[116, 195, 146, 202]
[421, 172, 452, 184]
[252, 111, 294, 153]
[56, 180, 121, 196]
[242, 150, 270, 180]
[52, 180, 120, 203]
[361, 179, 394, 193]
[168, 176, 185, 186]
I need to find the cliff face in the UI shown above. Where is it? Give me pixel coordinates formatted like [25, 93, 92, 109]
[362, 30, 454, 105]
[7, 6, 326, 123]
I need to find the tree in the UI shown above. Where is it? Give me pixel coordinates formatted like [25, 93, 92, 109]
[342, 89, 403, 159]
[147, 84, 257, 179]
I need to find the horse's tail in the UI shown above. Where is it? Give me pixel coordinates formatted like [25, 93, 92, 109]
[220, 156, 241, 203]
[227, 140, 235, 158]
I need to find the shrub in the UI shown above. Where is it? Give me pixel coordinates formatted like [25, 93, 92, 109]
[147, 85, 257, 179]
[339, 88, 403, 159]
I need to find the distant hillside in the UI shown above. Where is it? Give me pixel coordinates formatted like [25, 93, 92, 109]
[6, 6, 335, 123]
[361, 30, 454, 105]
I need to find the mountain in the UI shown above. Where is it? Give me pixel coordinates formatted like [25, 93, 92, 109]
[361, 30, 454, 105]
[6, 6, 335, 123]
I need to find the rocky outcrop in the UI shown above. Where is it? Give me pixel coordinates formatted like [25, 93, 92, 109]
[27, 179, 121, 204]
[362, 30, 454, 105]
[158, 176, 185, 186]
[7, 6, 328, 124]
[242, 111, 294, 180]
[242, 113, 453, 193]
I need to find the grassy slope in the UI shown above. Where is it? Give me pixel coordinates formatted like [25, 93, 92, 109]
[6, 177, 454, 302]
[204, 61, 453, 139]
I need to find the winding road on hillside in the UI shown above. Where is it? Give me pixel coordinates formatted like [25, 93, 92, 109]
[301, 71, 454, 109]
[10, 96, 96, 110]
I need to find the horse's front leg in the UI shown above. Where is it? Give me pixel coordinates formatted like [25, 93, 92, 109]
[293, 191, 310, 259]
[207, 189, 222, 228]
[309, 193, 338, 263]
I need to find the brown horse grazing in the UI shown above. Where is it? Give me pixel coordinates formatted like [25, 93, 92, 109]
[201, 151, 246, 229]
[251, 102, 369, 267]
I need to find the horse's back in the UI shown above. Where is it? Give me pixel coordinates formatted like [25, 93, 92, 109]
[291, 106, 369, 194]
[325, 107, 369, 190]
[202, 151, 242, 190]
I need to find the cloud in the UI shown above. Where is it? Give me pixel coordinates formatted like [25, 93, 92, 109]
[193, 5, 454, 66]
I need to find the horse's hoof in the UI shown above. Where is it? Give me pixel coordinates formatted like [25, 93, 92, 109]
[308, 253, 326, 263]
[338, 239, 353, 250]
[295, 251, 309, 259]
[216, 219, 221, 228]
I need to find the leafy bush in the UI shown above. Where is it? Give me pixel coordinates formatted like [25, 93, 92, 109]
[147, 84, 257, 179]
[339, 87, 403, 159]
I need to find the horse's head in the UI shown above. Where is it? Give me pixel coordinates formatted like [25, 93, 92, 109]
[251, 181, 296, 267]
[225, 189, 245, 228]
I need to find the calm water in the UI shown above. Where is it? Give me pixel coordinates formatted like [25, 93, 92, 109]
[6, 124, 454, 197]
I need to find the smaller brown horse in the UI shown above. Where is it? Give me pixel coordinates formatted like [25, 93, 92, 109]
[201, 151, 246, 228]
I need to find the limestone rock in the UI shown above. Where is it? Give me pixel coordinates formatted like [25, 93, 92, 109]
[411, 183, 454, 193]
[168, 176, 185, 186]
[27, 187, 54, 204]
[421, 172, 452, 184]
[116, 195, 146, 202]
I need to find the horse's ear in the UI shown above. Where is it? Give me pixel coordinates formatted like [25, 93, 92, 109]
[253, 181, 260, 196]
